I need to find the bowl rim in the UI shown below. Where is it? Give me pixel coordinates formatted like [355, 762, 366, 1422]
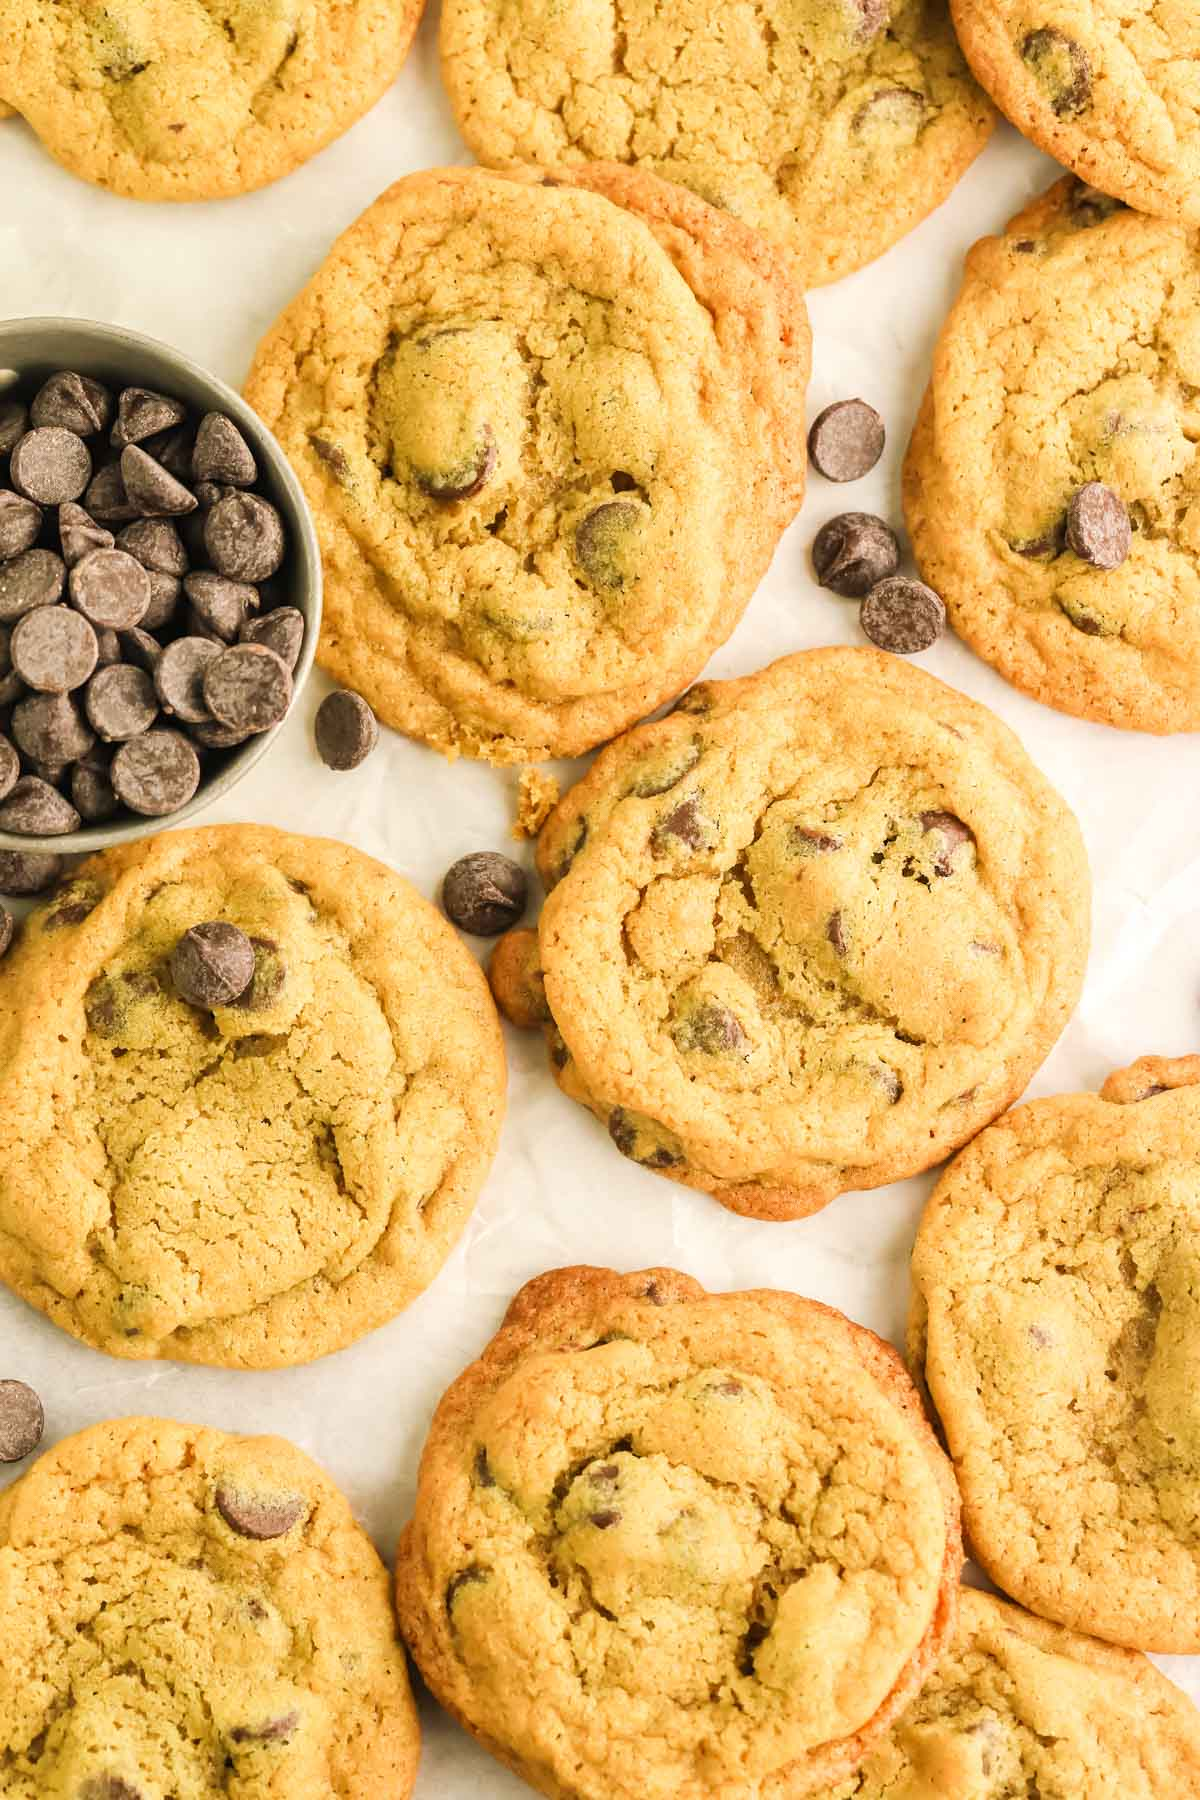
[0, 313, 322, 857]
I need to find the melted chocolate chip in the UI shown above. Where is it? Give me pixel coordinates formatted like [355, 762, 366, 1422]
[920, 810, 975, 875]
[1022, 27, 1092, 117]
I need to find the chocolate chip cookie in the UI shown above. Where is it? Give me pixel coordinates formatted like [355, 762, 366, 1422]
[0, 0, 424, 200]
[0, 1416, 419, 1797]
[951, 0, 1200, 225]
[244, 164, 810, 763]
[0, 825, 505, 1367]
[816, 1587, 1200, 1798]
[395, 1265, 962, 1800]
[904, 177, 1200, 732]
[440, 0, 995, 287]
[532, 646, 1088, 1221]
[910, 1054, 1200, 1652]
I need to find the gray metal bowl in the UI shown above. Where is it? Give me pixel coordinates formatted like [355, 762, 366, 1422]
[0, 316, 322, 855]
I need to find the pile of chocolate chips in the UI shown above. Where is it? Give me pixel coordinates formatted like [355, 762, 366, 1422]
[0, 370, 302, 835]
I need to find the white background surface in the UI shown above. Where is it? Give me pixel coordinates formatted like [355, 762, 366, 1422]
[3, 3, 1200, 1787]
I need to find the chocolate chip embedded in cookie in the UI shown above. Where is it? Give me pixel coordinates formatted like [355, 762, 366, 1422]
[0, 824, 505, 1367]
[244, 164, 810, 763]
[534, 646, 1088, 1221]
[0, 1418, 420, 1797]
[395, 1266, 961, 1800]
[910, 1058, 1200, 1651]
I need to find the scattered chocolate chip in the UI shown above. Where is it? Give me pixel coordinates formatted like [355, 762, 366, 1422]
[120, 443, 197, 518]
[214, 1479, 306, 1540]
[309, 435, 353, 481]
[849, 0, 887, 39]
[203, 643, 292, 732]
[41, 878, 102, 929]
[0, 735, 17, 802]
[10, 606, 98, 694]
[0, 775, 81, 835]
[1065, 482, 1131, 569]
[675, 1002, 749, 1056]
[808, 400, 885, 482]
[446, 1566, 489, 1610]
[315, 689, 378, 770]
[575, 497, 649, 589]
[0, 402, 28, 457]
[31, 372, 110, 436]
[0, 548, 66, 620]
[193, 412, 257, 487]
[860, 575, 945, 653]
[72, 760, 119, 822]
[812, 512, 899, 596]
[154, 636, 221, 723]
[233, 936, 285, 1011]
[416, 424, 497, 502]
[826, 910, 849, 955]
[590, 1509, 621, 1530]
[442, 851, 527, 936]
[0, 1379, 43, 1461]
[183, 570, 255, 641]
[116, 516, 188, 577]
[608, 1106, 682, 1167]
[12, 692, 94, 765]
[1058, 595, 1108, 636]
[0, 489, 43, 560]
[1071, 180, 1123, 224]
[872, 1063, 903, 1104]
[241, 605, 303, 670]
[792, 826, 843, 854]
[205, 492, 285, 582]
[852, 84, 925, 137]
[58, 500, 115, 567]
[84, 461, 138, 523]
[10, 427, 91, 505]
[69, 547, 152, 630]
[78, 1778, 143, 1800]
[652, 794, 709, 852]
[0, 849, 63, 893]
[920, 810, 974, 875]
[171, 921, 256, 1008]
[229, 1712, 299, 1746]
[110, 730, 201, 816]
[111, 386, 187, 449]
[85, 663, 159, 741]
[1022, 28, 1092, 117]
[1010, 519, 1065, 559]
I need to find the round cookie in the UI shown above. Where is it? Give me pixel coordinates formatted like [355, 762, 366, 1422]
[244, 164, 810, 764]
[905, 177, 1200, 732]
[951, 0, 1200, 226]
[532, 646, 1089, 1221]
[909, 1054, 1200, 1652]
[0, 824, 506, 1367]
[0, 0, 424, 201]
[0, 1416, 419, 1797]
[395, 1265, 963, 1800]
[815, 1587, 1200, 1798]
[440, 0, 996, 288]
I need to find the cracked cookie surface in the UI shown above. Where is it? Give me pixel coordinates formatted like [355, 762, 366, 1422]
[0, 0, 423, 201]
[909, 1054, 1200, 1652]
[394, 1265, 962, 1800]
[816, 1586, 1200, 1798]
[905, 177, 1200, 732]
[0, 1416, 419, 1798]
[243, 164, 810, 763]
[439, 0, 995, 287]
[0, 824, 505, 1368]
[951, 0, 1200, 225]
[533, 646, 1088, 1221]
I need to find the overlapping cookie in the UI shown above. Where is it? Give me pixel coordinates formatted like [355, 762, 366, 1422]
[395, 1265, 962, 1800]
[244, 164, 810, 763]
[440, 0, 996, 287]
[0, 824, 505, 1366]
[0, 0, 423, 200]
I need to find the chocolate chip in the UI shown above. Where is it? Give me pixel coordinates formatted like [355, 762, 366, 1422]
[84, 462, 139, 524]
[315, 689, 378, 770]
[116, 517, 188, 577]
[872, 1063, 903, 1104]
[1011, 520, 1065, 560]
[416, 424, 497, 502]
[142, 424, 195, 482]
[193, 413, 257, 487]
[235, 936, 286, 1011]
[0, 776, 81, 835]
[0, 489, 43, 560]
[111, 386, 187, 449]
[214, 1479, 306, 1540]
[119, 626, 162, 672]
[652, 794, 709, 852]
[72, 760, 119, 822]
[1065, 483, 1130, 569]
[229, 1711, 299, 1745]
[807, 400, 885, 482]
[58, 500, 115, 567]
[85, 968, 160, 1035]
[852, 84, 925, 137]
[41, 878, 103, 928]
[110, 730, 200, 816]
[574, 497, 649, 589]
[0, 402, 28, 457]
[860, 575, 945, 653]
[86, 664, 159, 741]
[120, 444, 198, 518]
[0, 905, 11, 957]
[141, 571, 181, 632]
[792, 826, 844, 853]
[9, 605, 98, 693]
[10, 428, 91, 505]
[12, 692, 94, 765]
[203, 643, 291, 732]
[442, 852, 527, 936]
[79, 1776, 144, 1799]
[154, 636, 221, 722]
[674, 1003, 749, 1056]
[446, 1566, 489, 1610]
[850, 0, 887, 40]
[0, 1379, 43, 1461]
[826, 911, 849, 956]
[0, 548, 66, 625]
[1071, 180, 1123, 225]
[190, 716, 250, 749]
[812, 512, 899, 597]
[0, 849, 63, 893]
[69, 548, 152, 630]
[920, 810, 975, 875]
[183, 570, 255, 640]
[608, 1106, 682, 1167]
[31, 372, 110, 437]
[590, 1509, 621, 1529]
[195, 480, 233, 511]
[241, 606, 303, 670]
[205, 492, 285, 582]
[1022, 28, 1092, 117]
[95, 628, 121, 667]
[171, 921, 256, 1008]
[0, 735, 17, 802]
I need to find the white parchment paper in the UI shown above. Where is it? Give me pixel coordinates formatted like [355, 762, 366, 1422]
[2, 6, 1199, 1786]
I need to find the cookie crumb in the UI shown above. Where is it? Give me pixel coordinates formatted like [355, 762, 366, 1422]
[513, 768, 559, 840]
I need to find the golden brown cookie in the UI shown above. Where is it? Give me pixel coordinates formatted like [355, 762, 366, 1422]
[440, 0, 995, 287]
[531, 646, 1088, 1221]
[0, 1416, 419, 1798]
[395, 1265, 962, 1800]
[905, 177, 1200, 732]
[0, 0, 423, 201]
[244, 164, 810, 764]
[0, 824, 505, 1367]
[910, 1056, 1200, 1652]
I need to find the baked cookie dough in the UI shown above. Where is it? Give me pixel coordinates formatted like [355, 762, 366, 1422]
[531, 646, 1088, 1221]
[0, 0, 423, 200]
[905, 177, 1200, 732]
[440, 0, 996, 287]
[951, 0, 1200, 226]
[395, 1265, 962, 1800]
[244, 164, 810, 763]
[816, 1586, 1200, 1798]
[910, 1054, 1200, 1652]
[0, 1416, 419, 1798]
[0, 824, 505, 1367]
